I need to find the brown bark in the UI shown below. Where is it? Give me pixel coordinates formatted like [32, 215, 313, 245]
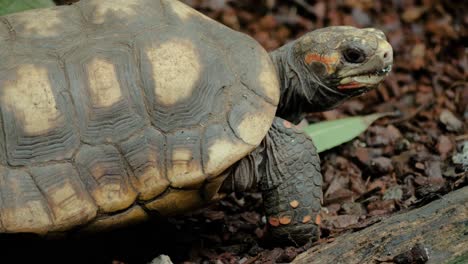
[293, 186, 468, 264]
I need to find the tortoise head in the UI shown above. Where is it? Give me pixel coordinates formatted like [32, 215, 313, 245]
[274, 26, 393, 121]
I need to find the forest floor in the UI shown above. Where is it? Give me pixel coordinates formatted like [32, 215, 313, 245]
[1, 0, 466, 263]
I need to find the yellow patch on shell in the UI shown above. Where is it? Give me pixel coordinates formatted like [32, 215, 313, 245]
[203, 174, 228, 201]
[145, 39, 201, 106]
[49, 182, 76, 205]
[46, 181, 97, 230]
[89, 164, 138, 213]
[2, 200, 51, 234]
[258, 50, 280, 105]
[304, 52, 340, 74]
[131, 166, 169, 201]
[10, 8, 68, 38]
[86, 58, 123, 108]
[145, 189, 204, 216]
[205, 139, 252, 177]
[86, 0, 138, 24]
[235, 102, 276, 145]
[81, 206, 148, 232]
[2, 64, 60, 136]
[168, 148, 205, 188]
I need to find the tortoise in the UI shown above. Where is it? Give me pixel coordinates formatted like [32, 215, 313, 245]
[0, 0, 393, 244]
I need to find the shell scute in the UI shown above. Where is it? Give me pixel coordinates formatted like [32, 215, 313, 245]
[0, 60, 79, 166]
[64, 43, 148, 144]
[75, 145, 137, 213]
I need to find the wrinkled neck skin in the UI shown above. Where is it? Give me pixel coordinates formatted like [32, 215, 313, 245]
[269, 43, 308, 124]
[269, 42, 352, 124]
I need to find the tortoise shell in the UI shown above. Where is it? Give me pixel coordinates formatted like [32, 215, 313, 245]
[0, 0, 279, 234]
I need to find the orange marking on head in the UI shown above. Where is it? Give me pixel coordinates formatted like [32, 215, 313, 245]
[304, 53, 339, 74]
[289, 200, 299, 208]
[279, 215, 292, 225]
[283, 120, 293, 128]
[269, 216, 280, 227]
[315, 214, 322, 225]
[302, 215, 312, 224]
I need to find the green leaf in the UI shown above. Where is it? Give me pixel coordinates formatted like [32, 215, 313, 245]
[0, 0, 55, 16]
[303, 112, 396, 153]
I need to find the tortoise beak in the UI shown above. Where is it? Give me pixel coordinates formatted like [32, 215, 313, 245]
[338, 38, 393, 90]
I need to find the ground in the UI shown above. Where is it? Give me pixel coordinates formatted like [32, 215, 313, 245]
[1, 0, 467, 263]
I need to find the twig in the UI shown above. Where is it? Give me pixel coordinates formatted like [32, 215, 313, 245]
[242, 255, 260, 264]
[386, 100, 434, 124]
[448, 80, 467, 89]
[455, 134, 468, 141]
[292, 0, 315, 14]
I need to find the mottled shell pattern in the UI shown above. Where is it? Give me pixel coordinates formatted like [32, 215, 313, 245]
[0, 0, 279, 234]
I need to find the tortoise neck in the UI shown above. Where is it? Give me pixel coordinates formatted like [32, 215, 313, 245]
[269, 43, 320, 124]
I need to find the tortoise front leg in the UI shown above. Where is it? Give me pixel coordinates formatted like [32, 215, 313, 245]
[261, 117, 323, 245]
[222, 117, 323, 245]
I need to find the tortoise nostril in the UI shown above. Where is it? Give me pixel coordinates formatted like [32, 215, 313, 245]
[383, 52, 388, 59]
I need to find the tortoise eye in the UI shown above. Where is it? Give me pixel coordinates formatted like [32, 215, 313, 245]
[343, 48, 365, 63]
